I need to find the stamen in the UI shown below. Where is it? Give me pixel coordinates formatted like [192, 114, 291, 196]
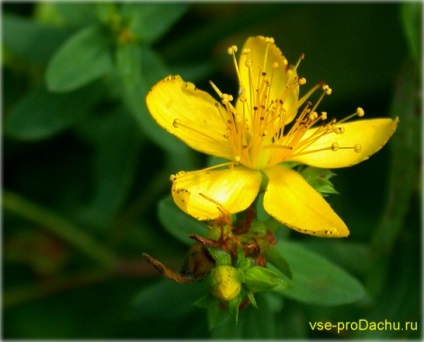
[228, 45, 242, 87]
[199, 193, 233, 224]
[338, 107, 366, 124]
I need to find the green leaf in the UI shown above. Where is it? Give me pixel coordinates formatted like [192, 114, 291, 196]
[211, 293, 276, 338]
[46, 25, 113, 92]
[76, 107, 143, 228]
[366, 58, 421, 296]
[158, 195, 206, 246]
[115, 42, 142, 91]
[48, 2, 98, 29]
[275, 241, 365, 305]
[401, 2, 422, 66]
[206, 299, 231, 330]
[120, 3, 188, 43]
[3, 14, 71, 66]
[300, 166, 338, 197]
[5, 83, 101, 141]
[131, 279, 204, 319]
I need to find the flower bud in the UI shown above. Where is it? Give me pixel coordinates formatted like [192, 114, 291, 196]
[244, 266, 290, 292]
[209, 265, 242, 301]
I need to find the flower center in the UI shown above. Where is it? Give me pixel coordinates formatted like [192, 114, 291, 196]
[211, 38, 364, 170]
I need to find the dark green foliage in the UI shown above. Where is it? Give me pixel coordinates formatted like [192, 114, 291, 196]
[3, 2, 421, 339]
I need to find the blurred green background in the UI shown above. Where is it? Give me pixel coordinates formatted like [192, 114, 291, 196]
[2, 1, 422, 339]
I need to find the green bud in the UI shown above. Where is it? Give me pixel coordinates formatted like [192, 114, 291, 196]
[244, 266, 290, 292]
[210, 265, 242, 302]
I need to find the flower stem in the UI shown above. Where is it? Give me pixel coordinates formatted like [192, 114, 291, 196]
[3, 191, 117, 269]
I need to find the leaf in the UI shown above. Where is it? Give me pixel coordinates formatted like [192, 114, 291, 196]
[275, 241, 365, 305]
[300, 166, 338, 197]
[120, 3, 188, 43]
[401, 2, 422, 65]
[158, 195, 206, 246]
[3, 14, 71, 66]
[210, 293, 276, 338]
[264, 247, 293, 279]
[76, 107, 143, 228]
[48, 2, 98, 29]
[131, 279, 204, 320]
[5, 83, 101, 141]
[46, 25, 113, 92]
[366, 57, 421, 296]
[115, 42, 142, 91]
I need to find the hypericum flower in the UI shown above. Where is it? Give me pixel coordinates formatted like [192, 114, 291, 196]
[146, 36, 398, 237]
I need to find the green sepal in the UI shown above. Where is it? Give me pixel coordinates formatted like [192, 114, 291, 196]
[247, 292, 258, 308]
[193, 294, 214, 308]
[206, 247, 231, 266]
[227, 294, 243, 323]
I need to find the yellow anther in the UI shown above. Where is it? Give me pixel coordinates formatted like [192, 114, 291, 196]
[322, 84, 332, 95]
[169, 174, 176, 181]
[354, 144, 362, 153]
[320, 112, 328, 120]
[265, 37, 275, 44]
[299, 77, 307, 85]
[221, 93, 233, 105]
[227, 45, 238, 55]
[272, 62, 279, 69]
[337, 127, 345, 134]
[331, 142, 339, 151]
[173, 119, 181, 128]
[308, 111, 318, 121]
[356, 107, 365, 117]
[245, 59, 253, 67]
[234, 155, 241, 163]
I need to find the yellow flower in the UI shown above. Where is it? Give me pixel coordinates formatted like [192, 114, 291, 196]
[146, 36, 398, 238]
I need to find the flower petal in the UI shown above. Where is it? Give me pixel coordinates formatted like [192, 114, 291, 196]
[171, 166, 262, 221]
[263, 165, 349, 237]
[291, 117, 399, 168]
[237, 36, 299, 124]
[146, 75, 234, 160]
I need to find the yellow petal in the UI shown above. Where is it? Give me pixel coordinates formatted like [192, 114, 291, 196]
[236, 36, 299, 124]
[291, 117, 399, 168]
[171, 166, 262, 221]
[146, 75, 234, 160]
[263, 165, 349, 237]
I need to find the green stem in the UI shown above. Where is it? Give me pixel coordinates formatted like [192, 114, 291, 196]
[3, 191, 117, 268]
[3, 269, 110, 309]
